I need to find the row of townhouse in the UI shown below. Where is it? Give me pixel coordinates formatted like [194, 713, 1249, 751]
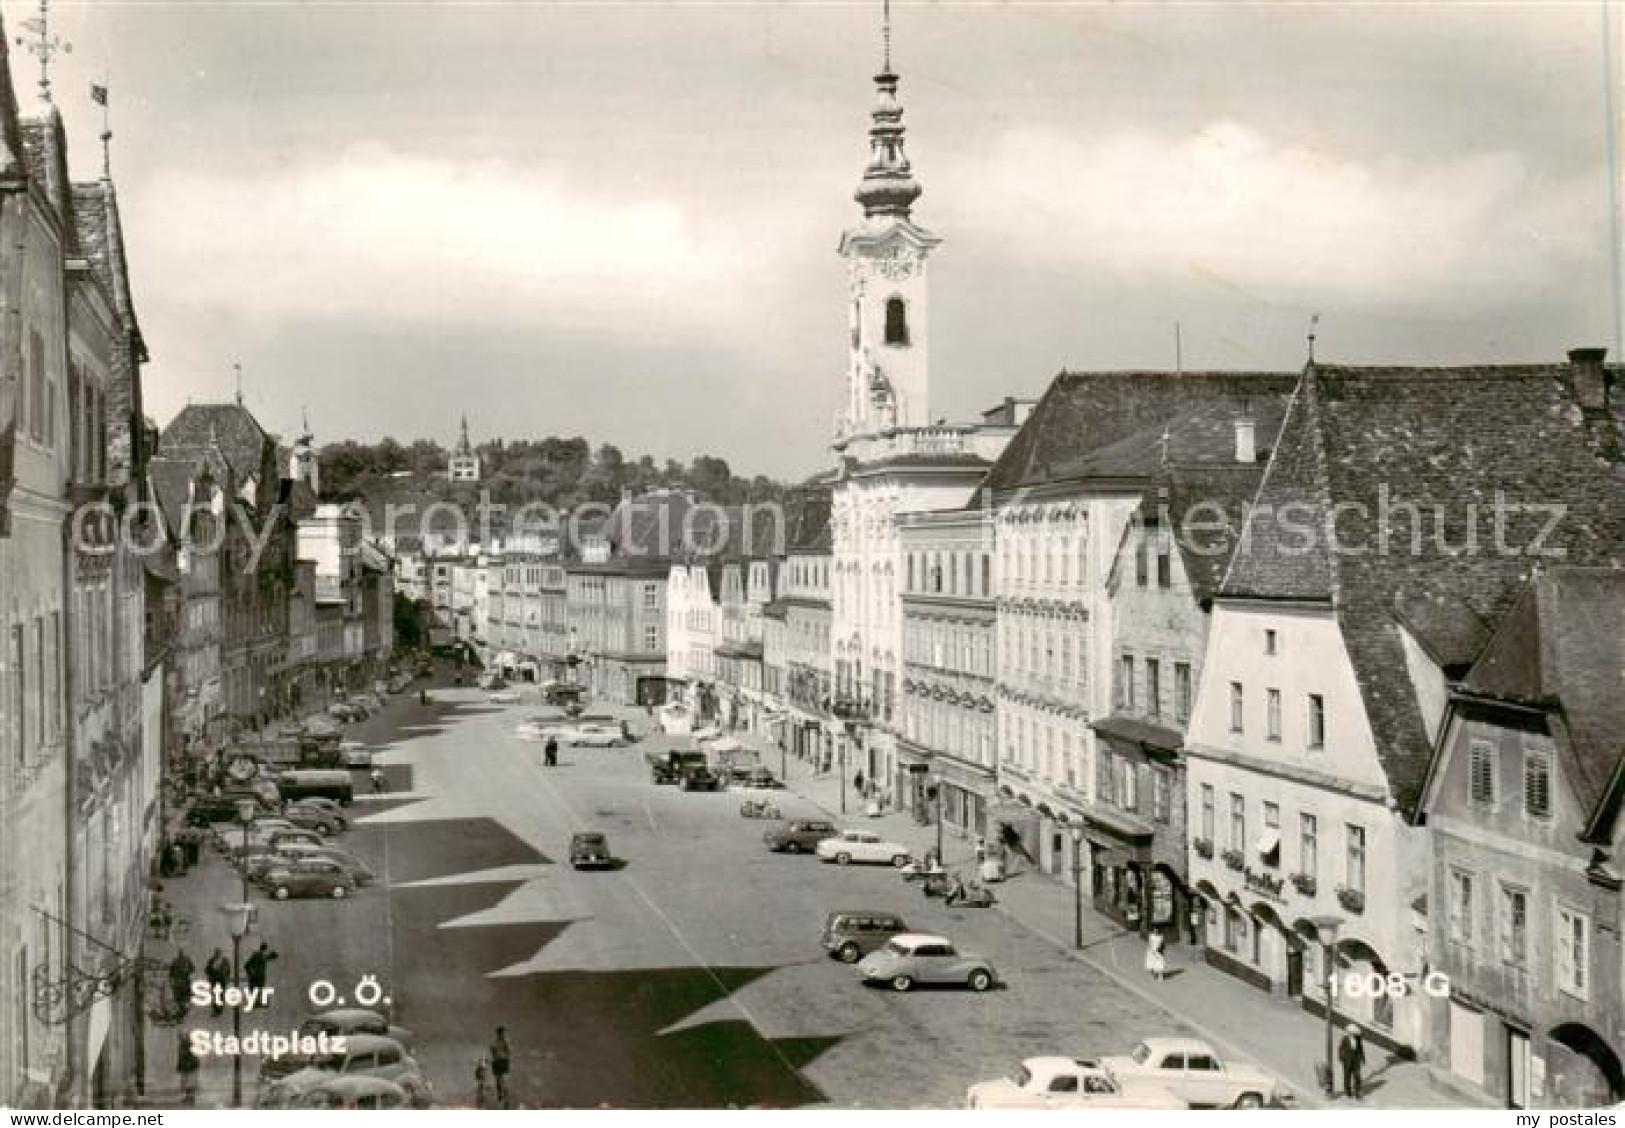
[665, 33, 1625, 1110]
[0, 20, 164, 1105]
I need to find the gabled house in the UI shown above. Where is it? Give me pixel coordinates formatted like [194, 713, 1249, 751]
[1419, 566, 1625, 1108]
[1185, 354, 1624, 1056]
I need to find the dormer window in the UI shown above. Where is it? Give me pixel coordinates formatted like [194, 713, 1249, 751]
[884, 297, 909, 346]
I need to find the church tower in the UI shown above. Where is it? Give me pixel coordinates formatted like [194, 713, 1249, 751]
[834, 2, 940, 448]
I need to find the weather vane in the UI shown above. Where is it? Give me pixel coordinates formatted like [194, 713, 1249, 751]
[15, 0, 70, 103]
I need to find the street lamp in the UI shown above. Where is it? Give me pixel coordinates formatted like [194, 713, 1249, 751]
[1310, 913, 1345, 1098]
[1071, 827, 1086, 949]
[932, 778, 944, 862]
[218, 901, 254, 1108]
[235, 799, 256, 909]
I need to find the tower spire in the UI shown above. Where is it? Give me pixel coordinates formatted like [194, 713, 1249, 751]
[15, 0, 70, 103]
[854, 0, 921, 220]
[92, 79, 111, 178]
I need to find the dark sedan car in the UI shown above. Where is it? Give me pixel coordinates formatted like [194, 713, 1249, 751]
[763, 819, 838, 854]
[265, 857, 356, 900]
[569, 832, 614, 870]
[679, 765, 722, 792]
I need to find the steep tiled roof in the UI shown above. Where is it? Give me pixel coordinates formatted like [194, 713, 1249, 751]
[160, 403, 271, 485]
[147, 456, 211, 540]
[0, 26, 26, 181]
[1460, 566, 1625, 831]
[1224, 362, 1625, 818]
[18, 108, 75, 250]
[70, 181, 142, 343]
[1152, 461, 1272, 604]
[979, 370, 1297, 497]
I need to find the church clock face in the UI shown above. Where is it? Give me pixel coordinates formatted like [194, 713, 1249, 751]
[872, 244, 919, 281]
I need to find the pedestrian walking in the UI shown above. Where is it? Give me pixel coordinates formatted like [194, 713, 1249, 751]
[853, 770, 865, 796]
[1338, 1025, 1366, 1099]
[168, 950, 195, 1015]
[176, 1033, 200, 1106]
[544, 737, 558, 767]
[489, 1027, 511, 1106]
[1144, 930, 1167, 981]
[473, 1058, 489, 1109]
[370, 767, 386, 794]
[244, 942, 279, 995]
[204, 949, 230, 1015]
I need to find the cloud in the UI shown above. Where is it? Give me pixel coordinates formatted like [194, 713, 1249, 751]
[950, 121, 1603, 312]
[137, 144, 762, 337]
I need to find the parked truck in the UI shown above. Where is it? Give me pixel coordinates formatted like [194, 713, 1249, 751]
[647, 748, 709, 785]
[227, 736, 344, 771]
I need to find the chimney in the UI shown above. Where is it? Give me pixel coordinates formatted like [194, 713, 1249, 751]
[1234, 414, 1257, 464]
[1568, 346, 1610, 411]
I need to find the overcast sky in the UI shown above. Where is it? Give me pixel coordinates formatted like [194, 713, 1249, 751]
[31, 1, 1623, 480]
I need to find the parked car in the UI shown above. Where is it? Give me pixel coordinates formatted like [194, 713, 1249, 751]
[287, 797, 348, 828]
[815, 830, 912, 867]
[241, 850, 309, 886]
[282, 804, 344, 836]
[569, 832, 614, 870]
[259, 1035, 430, 1107]
[569, 722, 628, 747]
[275, 1075, 411, 1110]
[328, 703, 364, 723]
[187, 793, 278, 827]
[764, 820, 838, 854]
[678, 765, 722, 791]
[487, 689, 522, 704]
[741, 766, 782, 789]
[966, 1058, 1189, 1110]
[264, 857, 356, 900]
[855, 933, 996, 992]
[302, 845, 374, 885]
[820, 909, 909, 964]
[1098, 1038, 1281, 1109]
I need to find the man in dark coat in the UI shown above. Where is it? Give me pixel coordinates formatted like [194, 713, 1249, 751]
[203, 949, 230, 1016]
[168, 950, 195, 1015]
[489, 1026, 512, 1105]
[244, 942, 279, 995]
[1338, 1025, 1367, 1099]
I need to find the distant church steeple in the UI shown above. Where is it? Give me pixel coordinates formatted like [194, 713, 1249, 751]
[448, 415, 481, 483]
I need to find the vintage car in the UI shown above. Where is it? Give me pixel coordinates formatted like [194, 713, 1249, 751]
[258, 1036, 430, 1107]
[569, 722, 629, 747]
[855, 933, 996, 992]
[569, 832, 614, 870]
[272, 1074, 412, 1110]
[297, 1009, 414, 1052]
[264, 857, 356, 900]
[966, 1058, 1188, 1109]
[281, 803, 344, 836]
[815, 830, 912, 867]
[764, 820, 838, 854]
[820, 909, 909, 964]
[487, 688, 522, 704]
[1098, 1037, 1282, 1109]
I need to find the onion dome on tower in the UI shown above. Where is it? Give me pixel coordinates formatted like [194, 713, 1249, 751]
[853, 3, 922, 220]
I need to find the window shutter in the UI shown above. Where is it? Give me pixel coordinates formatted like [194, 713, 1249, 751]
[1469, 741, 1496, 806]
[1523, 749, 1551, 818]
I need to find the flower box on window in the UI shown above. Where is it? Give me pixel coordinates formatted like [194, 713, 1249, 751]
[1335, 886, 1365, 913]
[1221, 847, 1246, 871]
[1290, 872, 1317, 896]
[1193, 837, 1214, 859]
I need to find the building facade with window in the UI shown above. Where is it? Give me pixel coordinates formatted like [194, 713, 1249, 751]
[1087, 460, 1267, 941]
[898, 505, 997, 836]
[777, 486, 837, 770]
[1184, 357, 1625, 1059]
[1420, 567, 1625, 1109]
[981, 370, 1293, 882]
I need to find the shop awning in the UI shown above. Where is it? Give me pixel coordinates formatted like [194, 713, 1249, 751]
[1090, 714, 1185, 754]
[1083, 804, 1156, 846]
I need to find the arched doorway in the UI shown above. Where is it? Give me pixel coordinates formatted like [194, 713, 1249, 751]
[1547, 1023, 1625, 1108]
[1150, 863, 1185, 940]
[1250, 902, 1306, 996]
[1334, 937, 1394, 1031]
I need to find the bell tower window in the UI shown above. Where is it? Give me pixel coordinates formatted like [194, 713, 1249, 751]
[884, 297, 910, 346]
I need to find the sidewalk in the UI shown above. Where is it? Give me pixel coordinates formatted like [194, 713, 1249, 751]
[751, 733, 1491, 1111]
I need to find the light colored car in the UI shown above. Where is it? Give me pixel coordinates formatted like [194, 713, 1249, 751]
[966, 1058, 1188, 1109]
[816, 829, 912, 867]
[1099, 1038, 1281, 1109]
[259, 1035, 430, 1107]
[569, 722, 628, 747]
[282, 1074, 410, 1110]
[487, 689, 522, 704]
[288, 796, 348, 826]
[856, 933, 996, 992]
[339, 741, 372, 768]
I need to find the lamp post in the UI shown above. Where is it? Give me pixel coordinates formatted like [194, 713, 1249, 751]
[1310, 913, 1344, 1097]
[236, 799, 256, 908]
[933, 778, 944, 862]
[218, 901, 254, 1108]
[1071, 827, 1086, 949]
